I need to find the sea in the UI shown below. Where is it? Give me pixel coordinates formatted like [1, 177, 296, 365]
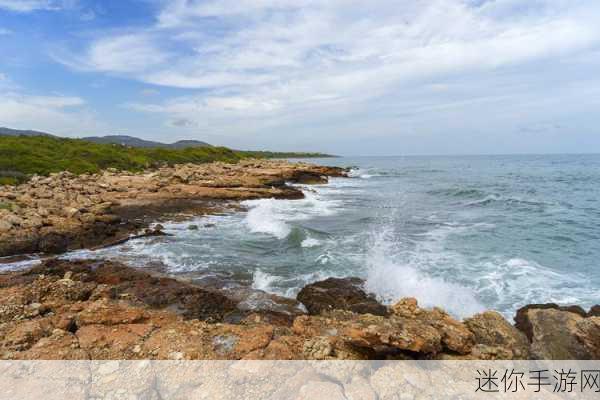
[3, 154, 600, 318]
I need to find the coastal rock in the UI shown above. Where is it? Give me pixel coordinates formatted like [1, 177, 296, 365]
[464, 311, 530, 359]
[296, 277, 388, 316]
[292, 310, 443, 357]
[2, 258, 579, 361]
[588, 305, 600, 317]
[0, 159, 347, 257]
[516, 307, 600, 359]
[391, 298, 474, 354]
[514, 303, 587, 341]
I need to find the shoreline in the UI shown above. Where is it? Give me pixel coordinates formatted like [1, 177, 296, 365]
[0, 160, 598, 360]
[0, 159, 347, 259]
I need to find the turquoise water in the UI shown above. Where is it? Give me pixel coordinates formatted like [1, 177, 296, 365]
[32, 155, 600, 318]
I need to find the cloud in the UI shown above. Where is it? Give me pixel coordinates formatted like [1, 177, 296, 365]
[0, 91, 106, 136]
[0, 28, 12, 35]
[0, 0, 71, 12]
[49, 0, 600, 150]
[56, 34, 170, 73]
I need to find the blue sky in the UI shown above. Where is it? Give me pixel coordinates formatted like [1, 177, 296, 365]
[1, 0, 600, 155]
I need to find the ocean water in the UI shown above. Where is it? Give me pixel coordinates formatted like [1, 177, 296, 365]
[5, 155, 600, 318]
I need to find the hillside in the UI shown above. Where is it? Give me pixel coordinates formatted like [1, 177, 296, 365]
[0, 135, 334, 185]
[0, 127, 55, 137]
[83, 135, 211, 149]
[0, 136, 242, 185]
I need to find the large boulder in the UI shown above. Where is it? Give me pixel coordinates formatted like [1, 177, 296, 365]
[297, 277, 388, 316]
[515, 305, 600, 359]
[292, 310, 444, 357]
[391, 298, 475, 355]
[588, 305, 600, 317]
[464, 311, 530, 359]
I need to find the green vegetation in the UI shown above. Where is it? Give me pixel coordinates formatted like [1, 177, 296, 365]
[0, 135, 333, 184]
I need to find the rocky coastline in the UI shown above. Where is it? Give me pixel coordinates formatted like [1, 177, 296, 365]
[0, 159, 346, 257]
[0, 160, 598, 360]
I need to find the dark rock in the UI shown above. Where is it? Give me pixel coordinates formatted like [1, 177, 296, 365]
[32, 259, 237, 322]
[588, 305, 600, 317]
[37, 232, 69, 254]
[288, 171, 327, 185]
[297, 277, 388, 316]
[187, 224, 199, 230]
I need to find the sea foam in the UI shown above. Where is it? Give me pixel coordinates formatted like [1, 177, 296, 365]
[364, 228, 485, 319]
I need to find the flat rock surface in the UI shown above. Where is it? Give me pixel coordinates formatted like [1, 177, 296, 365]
[0, 160, 347, 257]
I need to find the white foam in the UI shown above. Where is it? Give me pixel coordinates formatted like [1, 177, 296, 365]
[301, 237, 321, 248]
[243, 198, 292, 239]
[252, 269, 280, 292]
[0, 258, 41, 272]
[364, 229, 485, 319]
[241, 188, 341, 239]
[348, 168, 375, 179]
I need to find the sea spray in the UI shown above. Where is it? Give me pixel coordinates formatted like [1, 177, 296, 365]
[364, 227, 485, 319]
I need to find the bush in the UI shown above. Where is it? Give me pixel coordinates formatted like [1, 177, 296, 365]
[0, 135, 332, 184]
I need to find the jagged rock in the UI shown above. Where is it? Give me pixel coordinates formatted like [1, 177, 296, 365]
[464, 311, 530, 359]
[516, 307, 599, 359]
[588, 305, 600, 317]
[514, 303, 587, 340]
[0, 160, 347, 257]
[292, 310, 443, 357]
[37, 232, 69, 254]
[390, 298, 474, 354]
[297, 277, 388, 316]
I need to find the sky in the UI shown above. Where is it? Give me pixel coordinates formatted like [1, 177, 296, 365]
[1, 0, 600, 155]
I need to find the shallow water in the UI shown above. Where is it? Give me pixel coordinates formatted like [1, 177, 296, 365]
[4, 155, 600, 318]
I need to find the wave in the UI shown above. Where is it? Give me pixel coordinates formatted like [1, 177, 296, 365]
[348, 167, 374, 179]
[473, 257, 600, 315]
[464, 194, 558, 208]
[241, 189, 341, 239]
[427, 187, 487, 198]
[301, 237, 321, 248]
[243, 198, 292, 239]
[363, 229, 485, 319]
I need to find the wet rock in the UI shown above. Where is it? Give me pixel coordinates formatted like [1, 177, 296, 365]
[37, 232, 69, 254]
[588, 305, 600, 317]
[297, 277, 388, 316]
[464, 311, 530, 359]
[1, 159, 347, 257]
[187, 224, 199, 230]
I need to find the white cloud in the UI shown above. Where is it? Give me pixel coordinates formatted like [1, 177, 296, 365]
[0, 28, 12, 35]
[0, 92, 106, 136]
[52, 0, 600, 148]
[0, 0, 69, 12]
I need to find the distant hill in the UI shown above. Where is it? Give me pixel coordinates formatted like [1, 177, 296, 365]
[83, 135, 212, 149]
[0, 130, 211, 149]
[0, 127, 55, 137]
[0, 135, 334, 185]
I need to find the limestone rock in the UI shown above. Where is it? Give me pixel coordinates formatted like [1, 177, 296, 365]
[464, 311, 529, 359]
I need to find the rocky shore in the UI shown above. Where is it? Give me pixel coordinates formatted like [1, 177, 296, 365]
[0, 159, 346, 257]
[0, 259, 598, 360]
[0, 160, 598, 360]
